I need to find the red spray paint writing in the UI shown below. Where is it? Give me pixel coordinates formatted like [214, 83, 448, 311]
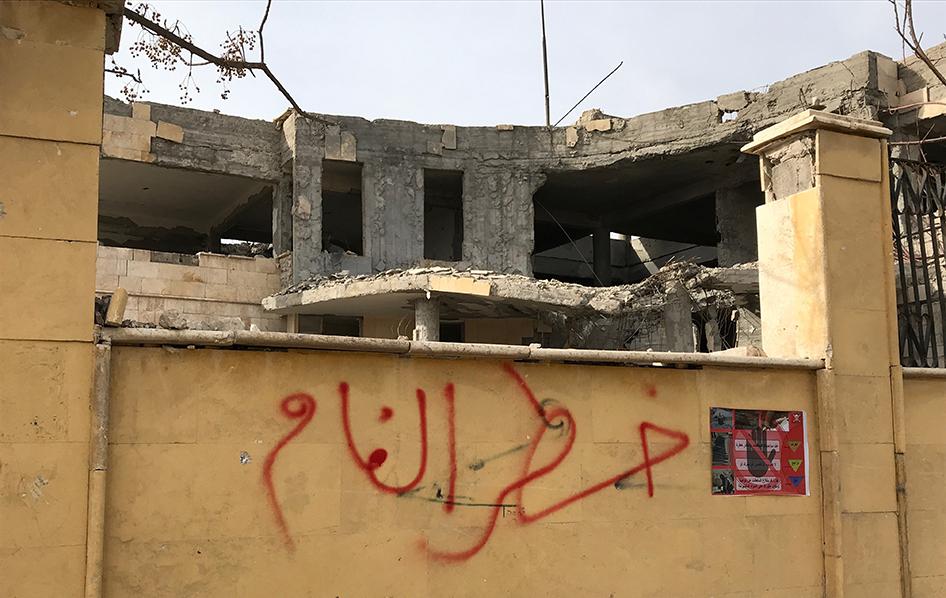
[262, 363, 689, 561]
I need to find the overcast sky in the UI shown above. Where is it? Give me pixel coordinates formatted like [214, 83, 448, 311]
[106, 1, 946, 126]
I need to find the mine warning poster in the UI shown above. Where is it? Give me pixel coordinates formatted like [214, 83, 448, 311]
[710, 407, 808, 496]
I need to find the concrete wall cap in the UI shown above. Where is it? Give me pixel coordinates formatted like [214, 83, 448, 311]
[741, 109, 891, 155]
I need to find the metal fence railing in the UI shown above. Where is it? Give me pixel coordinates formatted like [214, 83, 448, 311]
[891, 157, 946, 367]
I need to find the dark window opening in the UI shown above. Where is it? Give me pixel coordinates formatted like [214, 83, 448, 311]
[439, 321, 465, 342]
[98, 158, 274, 255]
[322, 160, 364, 255]
[424, 169, 463, 261]
[298, 314, 362, 337]
[323, 315, 362, 337]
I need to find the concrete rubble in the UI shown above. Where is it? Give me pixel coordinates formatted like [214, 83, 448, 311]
[271, 261, 759, 350]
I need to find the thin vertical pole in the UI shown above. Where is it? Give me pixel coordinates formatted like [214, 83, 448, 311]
[540, 0, 550, 127]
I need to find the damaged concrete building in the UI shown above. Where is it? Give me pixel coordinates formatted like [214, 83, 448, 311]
[95, 42, 946, 349]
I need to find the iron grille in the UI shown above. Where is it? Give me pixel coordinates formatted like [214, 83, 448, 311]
[891, 157, 946, 367]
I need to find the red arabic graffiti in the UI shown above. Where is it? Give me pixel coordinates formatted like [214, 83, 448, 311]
[340, 382, 428, 494]
[263, 363, 689, 562]
[443, 382, 458, 514]
[261, 392, 317, 552]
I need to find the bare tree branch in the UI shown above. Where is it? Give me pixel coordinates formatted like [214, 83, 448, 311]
[259, 0, 272, 63]
[105, 67, 142, 83]
[122, 3, 307, 115]
[891, 0, 946, 87]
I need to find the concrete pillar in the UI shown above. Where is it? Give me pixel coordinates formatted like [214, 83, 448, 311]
[283, 112, 323, 283]
[593, 227, 612, 286]
[412, 297, 440, 341]
[662, 281, 695, 352]
[272, 163, 293, 255]
[743, 110, 907, 598]
[715, 182, 764, 266]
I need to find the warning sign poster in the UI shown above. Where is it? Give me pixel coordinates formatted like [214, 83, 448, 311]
[710, 407, 808, 496]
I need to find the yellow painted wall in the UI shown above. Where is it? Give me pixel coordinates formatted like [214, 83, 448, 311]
[104, 347, 823, 597]
[904, 377, 946, 598]
[0, 2, 105, 597]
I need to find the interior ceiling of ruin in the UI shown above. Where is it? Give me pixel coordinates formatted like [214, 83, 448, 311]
[99, 158, 273, 238]
[533, 144, 758, 251]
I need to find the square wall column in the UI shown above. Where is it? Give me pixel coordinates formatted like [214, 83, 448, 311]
[281, 112, 324, 283]
[0, 2, 108, 596]
[743, 110, 907, 597]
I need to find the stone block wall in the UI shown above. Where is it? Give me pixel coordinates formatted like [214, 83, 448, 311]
[0, 2, 107, 596]
[96, 246, 284, 331]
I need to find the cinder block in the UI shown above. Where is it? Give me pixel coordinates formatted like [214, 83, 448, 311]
[97, 245, 134, 261]
[203, 284, 240, 302]
[95, 272, 119, 291]
[0, 441, 90, 548]
[100, 144, 146, 162]
[842, 512, 902, 586]
[197, 252, 231, 270]
[125, 261, 159, 279]
[0, 26, 103, 144]
[0, 136, 98, 242]
[117, 275, 144, 294]
[816, 130, 882, 182]
[95, 258, 126, 276]
[0, 1, 105, 50]
[140, 278, 206, 298]
[0, 340, 92, 443]
[829, 307, 891, 377]
[839, 443, 897, 513]
[0, 237, 95, 341]
[103, 113, 156, 138]
[228, 269, 279, 289]
[103, 129, 153, 153]
[155, 120, 184, 143]
[834, 374, 894, 444]
[131, 102, 151, 121]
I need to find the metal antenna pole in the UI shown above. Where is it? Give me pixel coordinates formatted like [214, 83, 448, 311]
[540, 0, 551, 127]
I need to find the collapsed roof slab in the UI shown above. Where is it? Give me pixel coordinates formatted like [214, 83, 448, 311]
[263, 264, 760, 321]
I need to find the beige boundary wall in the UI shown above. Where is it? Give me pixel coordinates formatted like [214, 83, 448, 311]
[99, 343, 823, 597]
[96, 246, 284, 331]
[2, 3, 945, 597]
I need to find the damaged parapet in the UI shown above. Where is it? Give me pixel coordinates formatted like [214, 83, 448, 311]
[264, 261, 760, 351]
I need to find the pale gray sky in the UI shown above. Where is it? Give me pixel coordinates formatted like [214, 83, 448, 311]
[106, 0, 946, 126]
